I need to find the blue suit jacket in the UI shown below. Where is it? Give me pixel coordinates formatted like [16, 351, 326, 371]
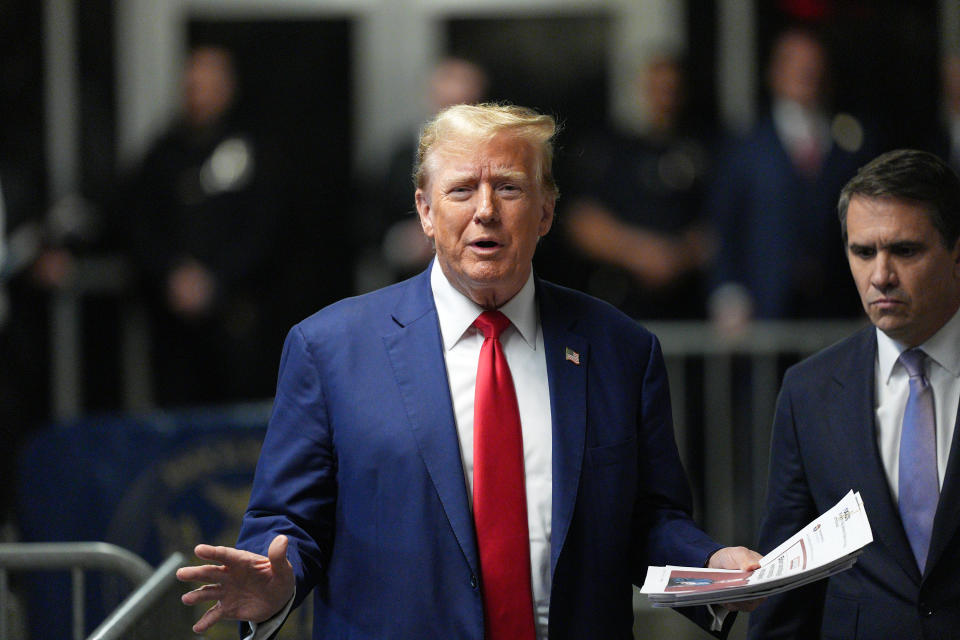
[237, 268, 729, 639]
[748, 328, 960, 639]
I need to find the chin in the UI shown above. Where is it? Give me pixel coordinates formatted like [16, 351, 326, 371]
[464, 265, 512, 285]
[877, 321, 912, 342]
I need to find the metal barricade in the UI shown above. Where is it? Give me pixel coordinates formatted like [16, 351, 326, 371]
[648, 320, 866, 544]
[0, 542, 183, 640]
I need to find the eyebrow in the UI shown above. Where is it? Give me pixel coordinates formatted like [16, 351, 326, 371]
[440, 168, 531, 185]
[848, 240, 925, 251]
[491, 168, 529, 181]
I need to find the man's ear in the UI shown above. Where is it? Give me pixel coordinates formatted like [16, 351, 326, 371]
[952, 236, 960, 275]
[415, 189, 434, 239]
[538, 194, 556, 238]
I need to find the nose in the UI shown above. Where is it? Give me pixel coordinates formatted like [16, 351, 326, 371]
[870, 252, 898, 291]
[474, 184, 498, 223]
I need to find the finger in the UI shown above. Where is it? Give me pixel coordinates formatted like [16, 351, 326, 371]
[741, 561, 761, 571]
[176, 564, 226, 584]
[267, 535, 290, 573]
[192, 600, 224, 634]
[194, 543, 258, 566]
[181, 583, 223, 606]
[739, 550, 763, 571]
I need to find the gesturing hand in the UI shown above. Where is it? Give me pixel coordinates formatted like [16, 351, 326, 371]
[177, 534, 296, 634]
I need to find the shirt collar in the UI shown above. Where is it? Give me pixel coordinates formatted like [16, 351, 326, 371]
[877, 304, 960, 383]
[430, 259, 538, 351]
[772, 99, 830, 147]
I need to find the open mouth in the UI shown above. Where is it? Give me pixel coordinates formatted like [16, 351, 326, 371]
[473, 240, 499, 248]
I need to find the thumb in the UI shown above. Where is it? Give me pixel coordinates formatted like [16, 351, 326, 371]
[267, 535, 290, 573]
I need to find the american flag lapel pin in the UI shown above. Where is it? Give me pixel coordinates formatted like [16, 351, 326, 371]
[565, 347, 580, 365]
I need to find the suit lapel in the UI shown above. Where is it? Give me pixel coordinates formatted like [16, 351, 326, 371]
[925, 401, 960, 576]
[382, 270, 479, 575]
[537, 280, 589, 577]
[830, 328, 921, 584]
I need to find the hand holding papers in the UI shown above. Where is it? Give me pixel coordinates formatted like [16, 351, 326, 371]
[640, 490, 873, 607]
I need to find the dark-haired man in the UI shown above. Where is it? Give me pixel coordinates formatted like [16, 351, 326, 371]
[750, 149, 960, 638]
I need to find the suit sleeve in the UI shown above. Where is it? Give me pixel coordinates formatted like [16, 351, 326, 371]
[747, 370, 826, 640]
[635, 335, 732, 638]
[636, 335, 722, 570]
[236, 324, 336, 610]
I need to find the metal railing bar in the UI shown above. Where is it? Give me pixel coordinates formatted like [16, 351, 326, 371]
[86, 552, 185, 640]
[749, 354, 779, 543]
[72, 566, 85, 640]
[0, 542, 153, 585]
[646, 320, 866, 356]
[704, 353, 735, 543]
[1, 567, 8, 640]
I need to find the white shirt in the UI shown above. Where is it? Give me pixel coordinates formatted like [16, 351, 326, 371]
[431, 260, 554, 639]
[772, 98, 831, 163]
[875, 306, 960, 499]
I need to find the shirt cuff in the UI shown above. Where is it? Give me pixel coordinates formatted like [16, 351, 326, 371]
[242, 590, 296, 640]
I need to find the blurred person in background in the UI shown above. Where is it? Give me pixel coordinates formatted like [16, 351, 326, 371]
[563, 52, 714, 319]
[119, 45, 282, 406]
[364, 57, 489, 285]
[0, 157, 47, 528]
[931, 52, 960, 172]
[707, 27, 875, 334]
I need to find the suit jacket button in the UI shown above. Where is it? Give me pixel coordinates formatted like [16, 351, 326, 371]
[470, 574, 479, 589]
[919, 603, 933, 617]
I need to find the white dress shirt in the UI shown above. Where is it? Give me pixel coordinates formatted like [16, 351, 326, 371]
[431, 260, 554, 639]
[874, 306, 960, 499]
[772, 98, 831, 165]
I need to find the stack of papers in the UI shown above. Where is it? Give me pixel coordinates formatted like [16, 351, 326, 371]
[640, 490, 873, 607]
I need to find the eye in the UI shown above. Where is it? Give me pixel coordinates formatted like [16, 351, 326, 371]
[849, 246, 875, 259]
[891, 244, 921, 258]
[446, 185, 473, 199]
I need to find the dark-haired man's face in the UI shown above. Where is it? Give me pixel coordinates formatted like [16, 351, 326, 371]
[846, 195, 960, 346]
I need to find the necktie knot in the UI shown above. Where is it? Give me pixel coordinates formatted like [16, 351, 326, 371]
[899, 349, 927, 379]
[474, 310, 511, 340]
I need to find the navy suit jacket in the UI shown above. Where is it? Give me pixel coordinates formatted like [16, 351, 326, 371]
[749, 327, 960, 639]
[237, 267, 730, 639]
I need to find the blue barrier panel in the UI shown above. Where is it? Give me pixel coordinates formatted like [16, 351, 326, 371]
[17, 402, 314, 639]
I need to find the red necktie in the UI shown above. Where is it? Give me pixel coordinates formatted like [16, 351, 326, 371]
[472, 310, 536, 640]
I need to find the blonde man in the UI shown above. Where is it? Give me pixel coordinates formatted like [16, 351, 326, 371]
[179, 104, 759, 639]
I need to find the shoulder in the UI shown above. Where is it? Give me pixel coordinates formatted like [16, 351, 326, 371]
[293, 275, 424, 343]
[781, 326, 874, 390]
[538, 279, 655, 348]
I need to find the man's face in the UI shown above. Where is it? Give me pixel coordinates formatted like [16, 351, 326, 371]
[416, 132, 555, 309]
[769, 34, 826, 109]
[846, 196, 960, 346]
[644, 59, 683, 123]
[183, 48, 236, 127]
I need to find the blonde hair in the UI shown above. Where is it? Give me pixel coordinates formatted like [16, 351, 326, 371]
[414, 103, 559, 199]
